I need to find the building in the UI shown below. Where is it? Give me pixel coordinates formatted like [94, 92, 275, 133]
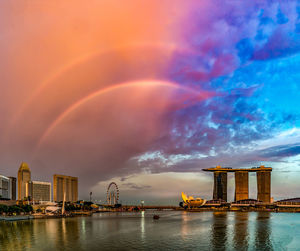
[18, 162, 31, 200]
[27, 181, 51, 202]
[235, 171, 248, 201]
[8, 177, 16, 200]
[213, 170, 227, 201]
[0, 175, 12, 200]
[53, 174, 78, 202]
[257, 171, 271, 203]
[204, 165, 272, 203]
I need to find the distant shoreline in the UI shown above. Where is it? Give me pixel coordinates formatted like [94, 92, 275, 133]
[2, 206, 300, 222]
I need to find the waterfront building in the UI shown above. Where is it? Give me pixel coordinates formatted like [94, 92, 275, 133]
[53, 174, 78, 202]
[213, 169, 227, 201]
[0, 175, 12, 200]
[27, 181, 51, 202]
[9, 177, 16, 200]
[235, 171, 248, 201]
[204, 165, 272, 203]
[18, 162, 31, 200]
[257, 171, 271, 203]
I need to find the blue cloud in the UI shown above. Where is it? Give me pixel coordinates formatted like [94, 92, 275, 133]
[158, 1, 300, 167]
[259, 144, 300, 158]
[277, 8, 289, 24]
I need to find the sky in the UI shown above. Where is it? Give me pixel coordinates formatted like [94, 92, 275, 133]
[0, 0, 300, 204]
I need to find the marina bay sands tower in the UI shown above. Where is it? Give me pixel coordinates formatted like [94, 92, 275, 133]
[204, 165, 272, 203]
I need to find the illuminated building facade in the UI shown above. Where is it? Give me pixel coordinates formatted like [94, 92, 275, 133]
[257, 171, 271, 203]
[235, 171, 249, 201]
[204, 166, 272, 203]
[53, 174, 78, 202]
[0, 175, 12, 200]
[27, 181, 51, 202]
[18, 162, 31, 200]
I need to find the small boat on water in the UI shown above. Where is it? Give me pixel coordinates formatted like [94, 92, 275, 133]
[153, 215, 160, 220]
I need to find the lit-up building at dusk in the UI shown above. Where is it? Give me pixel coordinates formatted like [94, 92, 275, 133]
[53, 174, 78, 202]
[18, 162, 31, 200]
[204, 166, 272, 203]
[27, 181, 51, 202]
[0, 175, 12, 200]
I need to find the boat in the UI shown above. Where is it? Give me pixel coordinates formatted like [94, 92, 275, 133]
[153, 215, 160, 220]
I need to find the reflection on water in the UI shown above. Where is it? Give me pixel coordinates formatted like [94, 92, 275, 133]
[141, 211, 145, 242]
[233, 212, 249, 251]
[0, 211, 299, 250]
[0, 220, 35, 250]
[210, 212, 228, 250]
[255, 212, 273, 251]
[180, 211, 189, 238]
[0, 217, 81, 251]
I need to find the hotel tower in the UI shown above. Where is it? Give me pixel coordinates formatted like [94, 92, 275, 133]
[53, 174, 78, 202]
[17, 162, 31, 200]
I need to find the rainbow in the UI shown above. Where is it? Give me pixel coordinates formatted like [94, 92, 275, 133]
[35, 80, 204, 150]
[13, 42, 193, 126]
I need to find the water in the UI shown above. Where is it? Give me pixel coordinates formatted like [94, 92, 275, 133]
[1, 211, 300, 251]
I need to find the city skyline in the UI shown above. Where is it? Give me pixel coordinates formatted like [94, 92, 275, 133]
[0, 162, 278, 205]
[0, 1, 300, 204]
[1, 162, 77, 203]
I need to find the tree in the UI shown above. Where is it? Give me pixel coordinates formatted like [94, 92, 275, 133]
[21, 205, 33, 213]
[0, 204, 8, 213]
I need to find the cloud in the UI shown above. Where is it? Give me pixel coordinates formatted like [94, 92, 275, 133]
[259, 143, 300, 159]
[91, 172, 213, 205]
[0, 0, 300, 202]
[171, 0, 300, 87]
[122, 183, 152, 190]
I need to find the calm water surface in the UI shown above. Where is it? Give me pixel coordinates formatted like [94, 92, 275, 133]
[1, 211, 300, 250]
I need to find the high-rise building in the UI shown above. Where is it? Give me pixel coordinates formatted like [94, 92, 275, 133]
[235, 171, 249, 201]
[213, 171, 227, 201]
[0, 175, 12, 200]
[257, 171, 271, 203]
[27, 181, 51, 202]
[204, 165, 272, 203]
[8, 177, 16, 200]
[53, 174, 78, 202]
[18, 162, 31, 200]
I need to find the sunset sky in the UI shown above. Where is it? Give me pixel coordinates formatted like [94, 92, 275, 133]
[1, 0, 300, 204]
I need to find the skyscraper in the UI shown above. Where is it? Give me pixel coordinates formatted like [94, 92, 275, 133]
[0, 175, 12, 200]
[27, 181, 51, 202]
[8, 177, 16, 200]
[213, 171, 227, 201]
[53, 174, 78, 202]
[18, 162, 31, 200]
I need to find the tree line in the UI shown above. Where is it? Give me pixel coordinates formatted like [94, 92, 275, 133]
[0, 204, 33, 214]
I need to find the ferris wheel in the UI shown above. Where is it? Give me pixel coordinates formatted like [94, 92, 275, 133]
[107, 182, 119, 205]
